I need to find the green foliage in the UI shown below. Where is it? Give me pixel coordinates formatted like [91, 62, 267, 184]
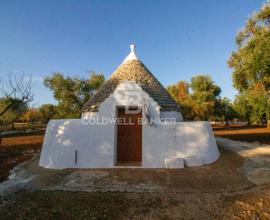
[167, 80, 195, 120]
[167, 75, 222, 121]
[189, 75, 221, 120]
[234, 83, 269, 124]
[0, 97, 28, 125]
[39, 104, 57, 123]
[190, 75, 221, 97]
[167, 80, 189, 102]
[248, 84, 269, 123]
[22, 108, 42, 123]
[228, 1, 270, 124]
[215, 97, 236, 125]
[44, 72, 104, 119]
[233, 92, 251, 122]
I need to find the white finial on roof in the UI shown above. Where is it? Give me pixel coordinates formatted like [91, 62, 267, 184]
[123, 44, 138, 63]
[130, 44, 135, 52]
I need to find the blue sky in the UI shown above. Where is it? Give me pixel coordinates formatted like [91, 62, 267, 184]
[0, 0, 265, 106]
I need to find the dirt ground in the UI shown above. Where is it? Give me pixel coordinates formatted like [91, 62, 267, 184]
[1, 134, 44, 147]
[214, 125, 270, 145]
[2, 188, 270, 220]
[0, 147, 270, 219]
[0, 146, 261, 220]
[1, 124, 269, 183]
[1, 125, 270, 219]
[0, 133, 44, 182]
[11, 147, 253, 193]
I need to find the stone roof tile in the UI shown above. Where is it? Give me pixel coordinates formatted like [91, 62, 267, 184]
[82, 58, 180, 112]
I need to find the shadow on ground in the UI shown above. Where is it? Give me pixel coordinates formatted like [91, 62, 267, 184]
[2, 145, 269, 219]
[14, 147, 253, 194]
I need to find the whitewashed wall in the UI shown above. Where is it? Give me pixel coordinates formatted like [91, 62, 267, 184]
[142, 122, 219, 167]
[39, 81, 219, 169]
[39, 119, 115, 168]
[160, 111, 183, 122]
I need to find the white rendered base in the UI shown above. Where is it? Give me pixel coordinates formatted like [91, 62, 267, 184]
[39, 120, 219, 169]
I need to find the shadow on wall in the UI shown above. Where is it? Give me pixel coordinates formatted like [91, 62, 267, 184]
[40, 119, 219, 168]
[143, 122, 219, 167]
[40, 119, 115, 169]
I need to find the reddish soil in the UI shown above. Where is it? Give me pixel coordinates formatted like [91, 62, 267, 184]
[1, 134, 44, 147]
[1, 125, 270, 219]
[213, 125, 270, 145]
[0, 132, 44, 182]
[1, 125, 270, 183]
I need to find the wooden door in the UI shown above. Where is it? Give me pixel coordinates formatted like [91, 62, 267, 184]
[116, 107, 142, 166]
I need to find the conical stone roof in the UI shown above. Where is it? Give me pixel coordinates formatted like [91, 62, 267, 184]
[82, 45, 180, 112]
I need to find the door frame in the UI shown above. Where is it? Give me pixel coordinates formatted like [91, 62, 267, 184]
[114, 105, 143, 166]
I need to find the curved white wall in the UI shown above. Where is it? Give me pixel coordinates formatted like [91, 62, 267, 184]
[143, 121, 219, 167]
[39, 81, 220, 169]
